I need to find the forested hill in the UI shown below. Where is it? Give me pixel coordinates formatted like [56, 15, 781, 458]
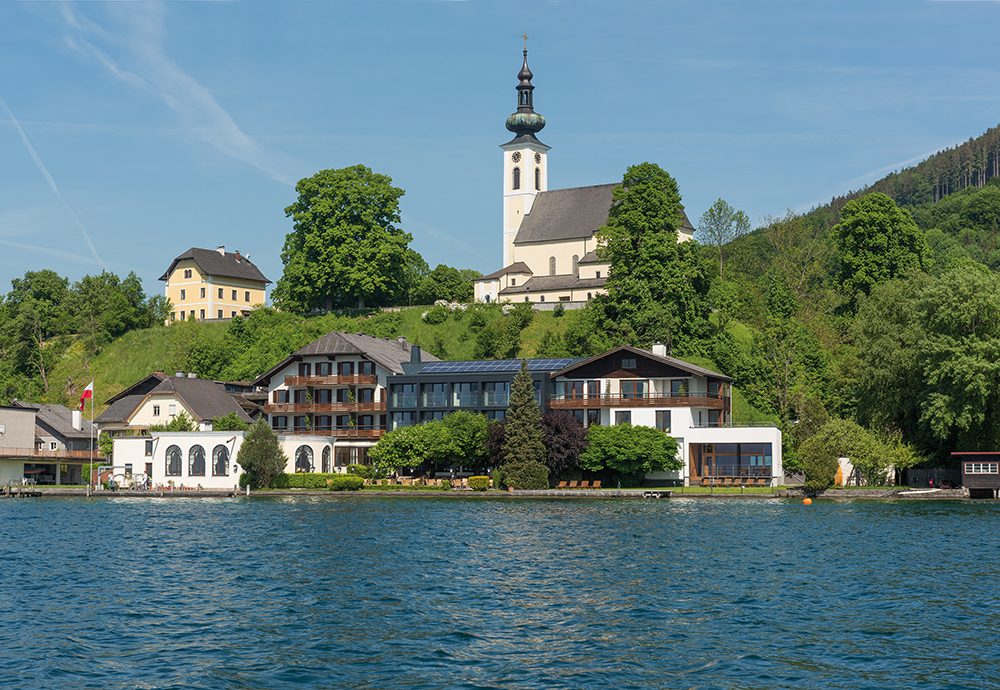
[810, 123, 1000, 228]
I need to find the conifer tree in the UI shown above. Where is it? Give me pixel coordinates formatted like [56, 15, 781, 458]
[500, 360, 548, 488]
[236, 418, 289, 489]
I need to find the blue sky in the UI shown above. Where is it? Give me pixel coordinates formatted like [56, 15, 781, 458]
[2, 0, 1000, 300]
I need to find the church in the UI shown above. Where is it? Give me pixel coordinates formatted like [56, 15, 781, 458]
[473, 44, 695, 305]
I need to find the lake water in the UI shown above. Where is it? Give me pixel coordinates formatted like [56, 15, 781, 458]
[1, 495, 998, 689]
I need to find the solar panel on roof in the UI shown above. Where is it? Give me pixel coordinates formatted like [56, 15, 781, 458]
[417, 357, 579, 375]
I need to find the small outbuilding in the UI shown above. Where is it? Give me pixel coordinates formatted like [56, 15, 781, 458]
[954, 452, 1000, 498]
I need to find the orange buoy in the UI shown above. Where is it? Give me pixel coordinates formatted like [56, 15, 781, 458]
[803, 497, 813, 505]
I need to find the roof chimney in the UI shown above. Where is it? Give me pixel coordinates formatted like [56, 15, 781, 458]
[651, 343, 667, 358]
[176, 371, 184, 377]
[217, 246, 225, 256]
[72, 409, 83, 431]
[410, 345, 422, 364]
[397, 336, 406, 349]
[234, 250, 241, 262]
[187, 372, 197, 379]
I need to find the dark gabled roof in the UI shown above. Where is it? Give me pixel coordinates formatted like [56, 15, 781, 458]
[499, 275, 606, 294]
[550, 344, 734, 382]
[11, 401, 97, 439]
[513, 183, 696, 246]
[159, 247, 270, 284]
[477, 262, 534, 282]
[578, 250, 604, 264]
[95, 375, 253, 425]
[252, 332, 439, 387]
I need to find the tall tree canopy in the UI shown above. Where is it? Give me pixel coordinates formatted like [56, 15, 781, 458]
[591, 162, 709, 354]
[833, 192, 932, 301]
[273, 165, 412, 311]
[697, 198, 751, 278]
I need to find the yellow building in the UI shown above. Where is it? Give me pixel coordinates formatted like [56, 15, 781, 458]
[474, 47, 694, 305]
[160, 246, 270, 323]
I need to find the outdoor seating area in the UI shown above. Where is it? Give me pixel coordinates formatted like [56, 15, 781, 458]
[555, 480, 603, 489]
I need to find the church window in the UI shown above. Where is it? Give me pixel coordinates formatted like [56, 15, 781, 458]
[572, 255, 579, 275]
[535, 167, 540, 190]
[512, 167, 521, 190]
[596, 271, 601, 279]
[549, 257, 556, 275]
[510, 279, 516, 286]
[540, 295, 545, 302]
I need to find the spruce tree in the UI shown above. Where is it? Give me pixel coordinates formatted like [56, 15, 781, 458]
[501, 360, 549, 488]
[236, 418, 289, 489]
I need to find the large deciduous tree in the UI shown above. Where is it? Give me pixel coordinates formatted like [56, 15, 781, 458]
[697, 198, 751, 278]
[273, 165, 412, 312]
[580, 424, 681, 484]
[592, 162, 710, 354]
[833, 192, 932, 302]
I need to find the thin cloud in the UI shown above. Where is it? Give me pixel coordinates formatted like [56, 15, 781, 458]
[59, 3, 296, 185]
[0, 95, 105, 268]
[402, 213, 488, 261]
[0, 238, 112, 269]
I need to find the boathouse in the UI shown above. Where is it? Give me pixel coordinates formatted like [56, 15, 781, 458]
[954, 452, 1000, 498]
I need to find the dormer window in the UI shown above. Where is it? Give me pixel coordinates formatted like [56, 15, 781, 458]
[510, 279, 516, 286]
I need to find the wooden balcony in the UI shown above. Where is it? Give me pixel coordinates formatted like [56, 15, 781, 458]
[263, 401, 387, 414]
[284, 375, 378, 387]
[277, 428, 386, 440]
[0, 447, 106, 461]
[548, 394, 728, 410]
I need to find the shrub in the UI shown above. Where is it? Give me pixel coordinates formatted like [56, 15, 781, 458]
[328, 475, 365, 491]
[553, 301, 565, 318]
[271, 473, 344, 489]
[468, 476, 490, 491]
[441, 479, 451, 490]
[502, 460, 549, 489]
[422, 304, 450, 324]
[346, 464, 386, 480]
[801, 436, 837, 493]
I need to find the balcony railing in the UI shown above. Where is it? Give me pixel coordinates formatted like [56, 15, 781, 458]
[275, 427, 386, 440]
[548, 393, 728, 409]
[263, 401, 386, 414]
[0, 447, 106, 461]
[284, 374, 378, 387]
[698, 465, 772, 478]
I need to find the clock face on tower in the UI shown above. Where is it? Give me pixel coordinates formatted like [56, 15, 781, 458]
[511, 151, 522, 163]
[535, 152, 541, 164]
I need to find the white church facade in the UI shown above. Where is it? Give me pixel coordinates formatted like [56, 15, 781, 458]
[474, 46, 694, 305]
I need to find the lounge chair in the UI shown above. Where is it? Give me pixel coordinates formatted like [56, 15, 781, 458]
[579, 480, 590, 489]
[556, 481, 568, 489]
[568, 480, 579, 488]
[592, 480, 602, 489]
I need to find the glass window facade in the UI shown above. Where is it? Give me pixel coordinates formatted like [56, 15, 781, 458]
[392, 411, 417, 429]
[483, 382, 509, 407]
[391, 384, 417, 408]
[422, 383, 449, 408]
[452, 382, 479, 407]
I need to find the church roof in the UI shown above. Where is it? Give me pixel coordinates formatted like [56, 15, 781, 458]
[477, 262, 533, 281]
[499, 274, 607, 294]
[513, 184, 696, 246]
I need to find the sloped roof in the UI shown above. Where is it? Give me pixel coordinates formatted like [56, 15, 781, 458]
[159, 247, 270, 284]
[513, 183, 696, 246]
[550, 344, 733, 382]
[252, 332, 439, 386]
[477, 262, 533, 282]
[95, 375, 253, 425]
[12, 401, 97, 440]
[499, 275, 606, 294]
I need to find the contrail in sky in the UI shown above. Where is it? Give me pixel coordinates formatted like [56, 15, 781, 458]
[0, 95, 105, 268]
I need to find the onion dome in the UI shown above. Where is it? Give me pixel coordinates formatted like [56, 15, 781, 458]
[505, 48, 546, 137]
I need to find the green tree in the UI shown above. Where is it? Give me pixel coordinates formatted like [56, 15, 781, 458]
[833, 192, 932, 302]
[442, 411, 489, 470]
[500, 360, 548, 488]
[413, 264, 479, 304]
[580, 424, 681, 483]
[149, 410, 197, 432]
[212, 412, 249, 432]
[369, 424, 430, 475]
[273, 165, 412, 311]
[236, 418, 289, 489]
[697, 198, 751, 278]
[593, 162, 710, 353]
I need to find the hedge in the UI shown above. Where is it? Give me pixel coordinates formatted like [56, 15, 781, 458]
[271, 473, 343, 489]
[327, 475, 365, 491]
[468, 476, 490, 491]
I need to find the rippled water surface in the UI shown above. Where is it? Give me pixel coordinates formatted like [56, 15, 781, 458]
[1, 496, 998, 689]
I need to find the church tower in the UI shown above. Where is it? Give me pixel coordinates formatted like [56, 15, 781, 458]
[500, 36, 549, 268]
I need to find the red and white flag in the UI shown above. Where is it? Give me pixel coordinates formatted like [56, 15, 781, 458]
[80, 381, 94, 411]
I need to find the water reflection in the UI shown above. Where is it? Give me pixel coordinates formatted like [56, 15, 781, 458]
[2, 496, 999, 689]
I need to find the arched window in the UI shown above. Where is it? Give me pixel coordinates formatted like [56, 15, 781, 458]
[322, 446, 332, 473]
[540, 295, 545, 302]
[189, 445, 206, 476]
[512, 166, 521, 190]
[549, 256, 556, 276]
[535, 167, 541, 190]
[587, 292, 592, 300]
[484, 294, 491, 303]
[295, 445, 314, 473]
[572, 255, 579, 276]
[212, 445, 229, 476]
[165, 445, 182, 476]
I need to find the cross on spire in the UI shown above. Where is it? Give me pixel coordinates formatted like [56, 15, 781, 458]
[522, 31, 529, 50]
